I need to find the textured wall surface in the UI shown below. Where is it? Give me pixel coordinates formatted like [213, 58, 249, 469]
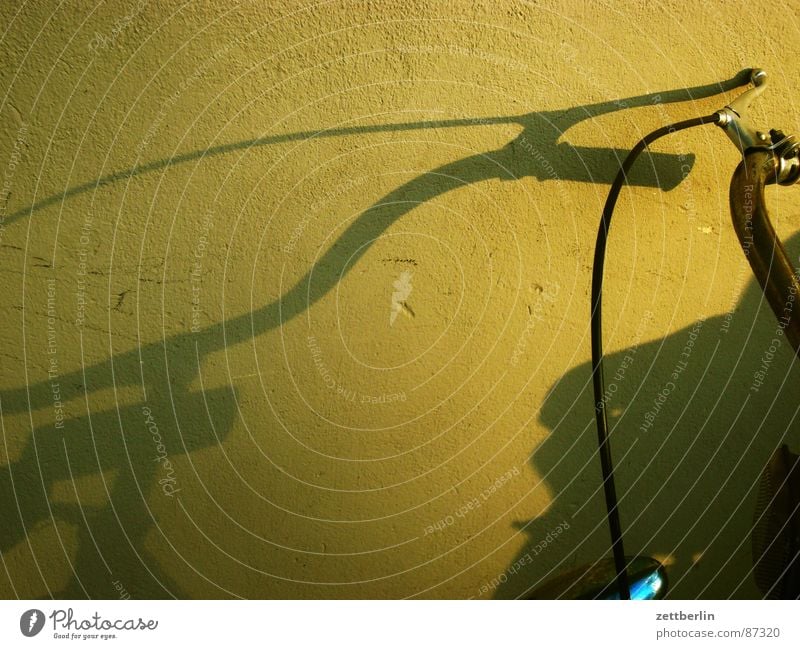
[1, 0, 799, 599]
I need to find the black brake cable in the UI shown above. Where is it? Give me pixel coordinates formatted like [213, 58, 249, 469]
[591, 113, 721, 599]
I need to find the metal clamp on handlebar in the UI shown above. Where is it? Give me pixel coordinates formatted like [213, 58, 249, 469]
[768, 128, 800, 185]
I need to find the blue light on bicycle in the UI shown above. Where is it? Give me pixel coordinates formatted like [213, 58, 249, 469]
[605, 569, 664, 600]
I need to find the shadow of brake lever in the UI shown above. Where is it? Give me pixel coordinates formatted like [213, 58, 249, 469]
[504, 142, 694, 190]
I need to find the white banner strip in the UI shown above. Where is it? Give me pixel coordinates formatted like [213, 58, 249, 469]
[0, 600, 797, 648]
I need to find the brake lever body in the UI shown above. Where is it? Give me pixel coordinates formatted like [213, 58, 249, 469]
[716, 68, 800, 185]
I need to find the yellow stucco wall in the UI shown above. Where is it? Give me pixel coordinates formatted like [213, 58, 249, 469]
[1, 0, 799, 599]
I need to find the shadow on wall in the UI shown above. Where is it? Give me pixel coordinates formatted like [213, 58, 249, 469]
[0, 71, 752, 598]
[495, 232, 800, 600]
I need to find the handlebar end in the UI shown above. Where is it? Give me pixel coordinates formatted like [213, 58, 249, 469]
[751, 68, 768, 87]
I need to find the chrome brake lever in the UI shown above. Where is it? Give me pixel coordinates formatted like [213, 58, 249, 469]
[715, 68, 769, 152]
[716, 68, 800, 185]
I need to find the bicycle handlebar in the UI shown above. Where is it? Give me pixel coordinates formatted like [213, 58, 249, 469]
[730, 148, 800, 355]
